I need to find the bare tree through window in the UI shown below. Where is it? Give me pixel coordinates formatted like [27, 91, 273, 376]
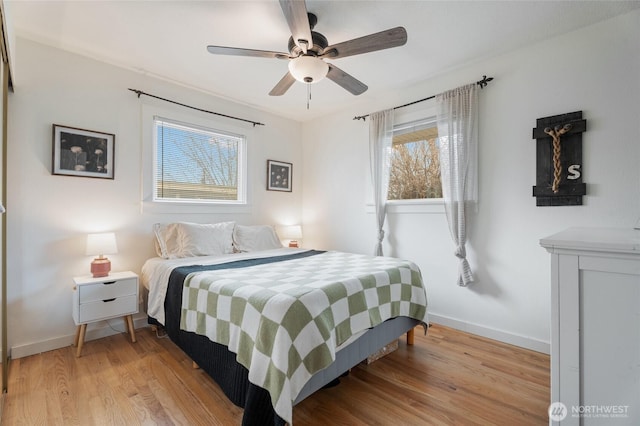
[388, 124, 442, 200]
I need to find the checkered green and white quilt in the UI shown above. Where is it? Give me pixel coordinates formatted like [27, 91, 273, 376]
[180, 251, 428, 424]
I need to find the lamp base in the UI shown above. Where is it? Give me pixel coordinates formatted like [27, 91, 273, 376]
[288, 240, 299, 248]
[91, 257, 111, 278]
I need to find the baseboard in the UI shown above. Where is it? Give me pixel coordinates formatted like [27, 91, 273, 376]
[10, 314, 150, 359]
[10, 313, 550, 358]
[428, 313, 550, 355]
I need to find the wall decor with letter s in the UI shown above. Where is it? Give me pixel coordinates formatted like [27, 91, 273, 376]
[532, 111, 586, 206]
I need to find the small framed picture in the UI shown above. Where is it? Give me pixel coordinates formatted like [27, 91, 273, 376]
[52, 124, 115, 179]
[267, 160, 292, 192]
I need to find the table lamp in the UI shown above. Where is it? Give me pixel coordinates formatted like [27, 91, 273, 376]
[280, 225, 302, 248]
[86, 232, 118, 277]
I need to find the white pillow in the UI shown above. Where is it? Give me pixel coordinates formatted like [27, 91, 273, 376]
[175, 221, 236, 257]
[153, 223, 181, 259]
[233, 225, 283, 252]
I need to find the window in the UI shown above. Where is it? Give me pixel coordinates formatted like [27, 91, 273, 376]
[153, 116, 246, 204]
[388, 118, 442, 200]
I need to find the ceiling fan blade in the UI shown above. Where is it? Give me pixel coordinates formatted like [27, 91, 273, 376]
[279, 0, 313, 52]
[207, 45, 291, 60]
[269, 72, 297, 96]
[321, 27, 407, 60]
[326, 64, 368, 95]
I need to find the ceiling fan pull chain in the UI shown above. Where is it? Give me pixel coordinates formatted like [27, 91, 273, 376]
[307, 83, 311, 110]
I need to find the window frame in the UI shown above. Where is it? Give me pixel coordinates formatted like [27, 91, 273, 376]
[152, 116, 247, 205]
[141, 103, 252, 214]
[365, 103, 444, 215]
[388, 115, 442, 202]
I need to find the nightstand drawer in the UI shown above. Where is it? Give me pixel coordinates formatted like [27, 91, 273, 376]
[77, 294, 137, 323]
[78, 277, 137, 303]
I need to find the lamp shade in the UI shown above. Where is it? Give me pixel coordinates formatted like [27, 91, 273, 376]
[288, 56, 328, 84]
[86, 232, 118, 256]
[279, 225, 302, 240]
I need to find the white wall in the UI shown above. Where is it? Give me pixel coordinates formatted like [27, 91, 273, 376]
[302, 10, 640, 353]
[7, 38, 303, 357]
[6, 10, 640, 358]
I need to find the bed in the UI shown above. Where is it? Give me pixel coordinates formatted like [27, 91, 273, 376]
[141, 222, 429, 425]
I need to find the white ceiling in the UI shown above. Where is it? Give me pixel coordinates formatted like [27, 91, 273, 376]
[6, 0, 640, 122]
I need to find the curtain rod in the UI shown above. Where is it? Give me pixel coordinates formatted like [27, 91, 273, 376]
[352, 75, 493, 121]
[128, 88, 265, 127]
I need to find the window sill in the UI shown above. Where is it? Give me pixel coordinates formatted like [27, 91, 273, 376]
[366, 199, 445, 214]
[142, 200, 251, 214]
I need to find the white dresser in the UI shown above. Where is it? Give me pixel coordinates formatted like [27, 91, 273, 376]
[540, 228, 640, 425]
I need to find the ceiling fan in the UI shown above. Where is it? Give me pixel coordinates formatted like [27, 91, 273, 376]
[206, 0, 407, 97]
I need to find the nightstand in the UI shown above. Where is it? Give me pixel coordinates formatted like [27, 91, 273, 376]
[72, 270, 139, 357]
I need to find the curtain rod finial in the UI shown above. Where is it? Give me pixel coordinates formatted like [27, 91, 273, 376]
[477, 75, 494, 89]
[127, 88, 143, 98]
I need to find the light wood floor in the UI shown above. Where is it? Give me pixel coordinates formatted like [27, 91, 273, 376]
[1, 324, 549, 425]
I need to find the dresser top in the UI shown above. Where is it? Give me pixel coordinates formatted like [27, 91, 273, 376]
[540, 227, 640, 255]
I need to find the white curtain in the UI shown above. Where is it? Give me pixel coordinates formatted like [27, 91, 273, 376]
[369, 109, 394, 256]
[436, 83, 478, 286]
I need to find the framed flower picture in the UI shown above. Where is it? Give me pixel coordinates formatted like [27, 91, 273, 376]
[267, 159, 292, 192]
[52, 124, 115, 179]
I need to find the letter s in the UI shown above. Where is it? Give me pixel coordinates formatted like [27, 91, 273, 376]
[567, 164, 581, 180]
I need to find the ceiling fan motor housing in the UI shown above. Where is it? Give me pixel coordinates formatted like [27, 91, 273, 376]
[288, 31, 328, 57]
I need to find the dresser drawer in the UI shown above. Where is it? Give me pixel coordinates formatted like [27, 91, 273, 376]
[77, 294, 138, 323]
[78, 277, 137, 303]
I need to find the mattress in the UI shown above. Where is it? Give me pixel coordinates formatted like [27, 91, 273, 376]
[142, 247, 306, 325]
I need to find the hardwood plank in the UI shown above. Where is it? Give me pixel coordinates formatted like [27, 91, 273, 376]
[1, 324, 550, 425]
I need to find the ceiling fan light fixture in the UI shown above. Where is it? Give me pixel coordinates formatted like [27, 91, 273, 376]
[288, 56, 328, 84]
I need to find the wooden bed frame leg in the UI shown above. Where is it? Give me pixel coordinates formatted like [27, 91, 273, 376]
[406, 328, 415, 345]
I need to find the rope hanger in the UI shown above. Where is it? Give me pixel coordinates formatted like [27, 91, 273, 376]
[545, 124, 572, 193]
[128, 88, 266, 127]
[352, 75, 493, 121]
